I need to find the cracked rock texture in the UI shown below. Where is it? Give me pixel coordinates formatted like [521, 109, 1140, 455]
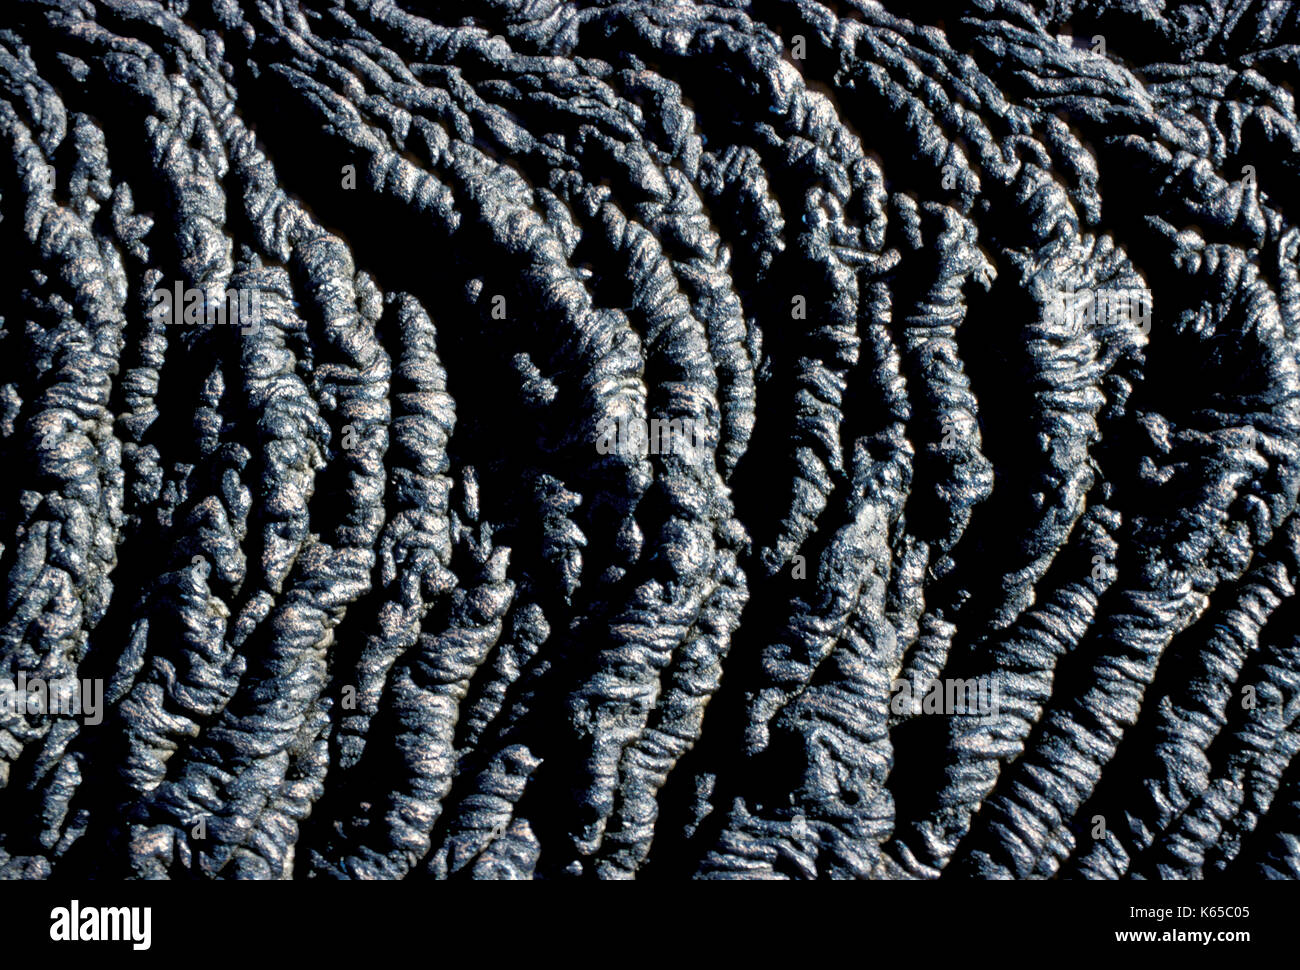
[1, 0, 1300, 880]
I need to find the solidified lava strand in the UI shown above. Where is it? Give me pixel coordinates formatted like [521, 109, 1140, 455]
[0, 0, 1299, 880]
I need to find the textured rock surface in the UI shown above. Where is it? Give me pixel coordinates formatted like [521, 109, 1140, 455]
[0, 0, 1299, 880]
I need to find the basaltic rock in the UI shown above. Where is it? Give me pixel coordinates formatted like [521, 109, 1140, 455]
[0, 0, 1298, 880]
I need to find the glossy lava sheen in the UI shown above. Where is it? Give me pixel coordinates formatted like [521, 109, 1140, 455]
[0, 0, 1298, 880]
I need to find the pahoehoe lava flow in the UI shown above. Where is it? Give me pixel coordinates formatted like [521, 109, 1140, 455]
[1, 0, 1300, 881]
